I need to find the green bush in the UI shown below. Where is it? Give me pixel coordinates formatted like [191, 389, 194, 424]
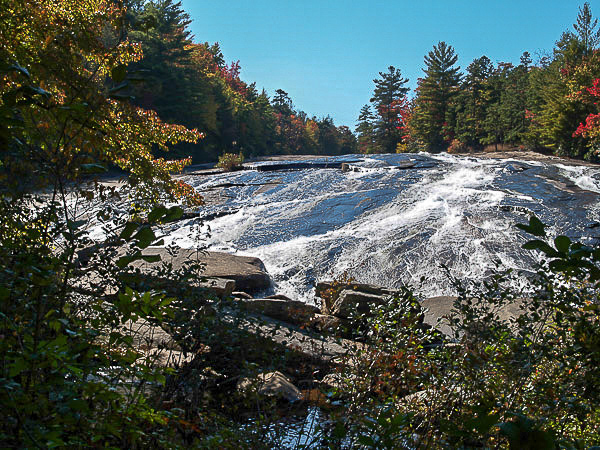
[216, 152, 245, 171]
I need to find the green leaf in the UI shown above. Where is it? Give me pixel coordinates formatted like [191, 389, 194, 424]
[141, 255, 161, 263]
[498, 421, 520, 441]
[116, 254, 133, 269]
[357, 435, 376, 447]
[111, 64, 128, 83]
[549, 259, 572, 273]
[132, 226, 156, 249]
[516, 215, 546, 237]
[554, 235, 571, 254]
[2, 91, 17, 107]
[332, 421, 347, 439]
[147, 205, 168, 224]
[522, 240, 559, 257]
[120, 222, 138, 240]
[9, 358, 28, 377]
[163, 206, 184, 222]
[466, 413, 500, 434]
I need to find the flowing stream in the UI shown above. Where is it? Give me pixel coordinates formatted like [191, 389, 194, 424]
[160, 153, 600, 302]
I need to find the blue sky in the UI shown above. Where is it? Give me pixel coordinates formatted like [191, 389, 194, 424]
[181, 0, 592, 128]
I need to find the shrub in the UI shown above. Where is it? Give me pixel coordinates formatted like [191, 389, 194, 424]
[217, 152, 245, 171]
[447, 138, 468, 154]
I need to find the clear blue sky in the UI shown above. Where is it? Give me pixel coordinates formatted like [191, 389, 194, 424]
[181, 0, 592, 128]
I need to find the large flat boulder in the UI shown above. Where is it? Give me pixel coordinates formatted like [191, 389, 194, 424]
[316, 280, 401, 313]
[237, 298, 319, 325]
[136, 249, 271, 294]
[331, 289, 386, 319]
[421, 296, 529, 337]
[196, 277, 235, 299]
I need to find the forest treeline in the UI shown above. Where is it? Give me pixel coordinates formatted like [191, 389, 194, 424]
[129, 0, 600, 163]
[124, 0, 356, 162]
[357, 3, 600, 160]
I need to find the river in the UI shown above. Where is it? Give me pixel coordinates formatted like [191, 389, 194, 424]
[158, 152, 600, 302]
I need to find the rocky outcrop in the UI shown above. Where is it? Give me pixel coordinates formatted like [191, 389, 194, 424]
[315, 280, 402, 314]
[196, 278, 235, 299]
[237, 371, 303, 402]
[237, 298, 319, 325]
[228, 311, 354, 364]
[136, 249, 271, 294]
[330, 289, 386, 319]
[307, 314, 346, 333]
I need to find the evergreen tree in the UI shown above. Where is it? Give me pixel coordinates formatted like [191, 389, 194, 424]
[574, 2, 600, 55]
[355, 104, 379, 153]
[272, 89, 294, 116]
[453, 56, 494, 148]
[369, 66, 409, 152]
[411, 41, 461, 151]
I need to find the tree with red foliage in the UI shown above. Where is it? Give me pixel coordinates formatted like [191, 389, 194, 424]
[573, 78, 600, 152]
[369, 66, 410, 153]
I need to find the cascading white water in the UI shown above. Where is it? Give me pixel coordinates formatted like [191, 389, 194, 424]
[158, 153, 600, 302]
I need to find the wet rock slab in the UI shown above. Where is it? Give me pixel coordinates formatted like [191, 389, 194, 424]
[245, 160, 361, 172]
[138, 248, 271, 294]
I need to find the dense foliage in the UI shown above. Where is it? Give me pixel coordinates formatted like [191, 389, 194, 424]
[357, 2, 600, 159]
[3, 0, 600, 448]
[123, 0, 356, 162]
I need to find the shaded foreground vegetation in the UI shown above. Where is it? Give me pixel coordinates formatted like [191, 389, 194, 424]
[1, 0, 600, 448]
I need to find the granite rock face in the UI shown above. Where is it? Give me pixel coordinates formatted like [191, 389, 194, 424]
[135, 249, 271, 294]
[237, 298, 319, 325]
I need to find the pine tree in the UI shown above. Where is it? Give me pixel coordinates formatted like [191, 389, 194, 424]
[355, 104, 379, 153]
[411, 42, 461, 151]
[369, 66, 409, 152]
[574, 2, 600, 55]
[453, 56, 494, 148]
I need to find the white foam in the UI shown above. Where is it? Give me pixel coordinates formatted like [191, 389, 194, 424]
[556, 163, 600, 193]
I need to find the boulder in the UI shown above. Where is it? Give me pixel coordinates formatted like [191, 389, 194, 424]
[420, 296, 531, 337]
[197, 252, 270, 293]
[237, 371, 302, 403]
[232, 291, 253, 299]
[316, 280, 401, 313]
[320, 372, 358, 391]
[196, 277, 235, 299]
[135, 249, 271, 294]
[420, 296, 458, 337]
[307, 314, 346, 333]
[128, 318, 181, 351]
[330, 289, 385, 319]
[238, 298, 319, 325]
